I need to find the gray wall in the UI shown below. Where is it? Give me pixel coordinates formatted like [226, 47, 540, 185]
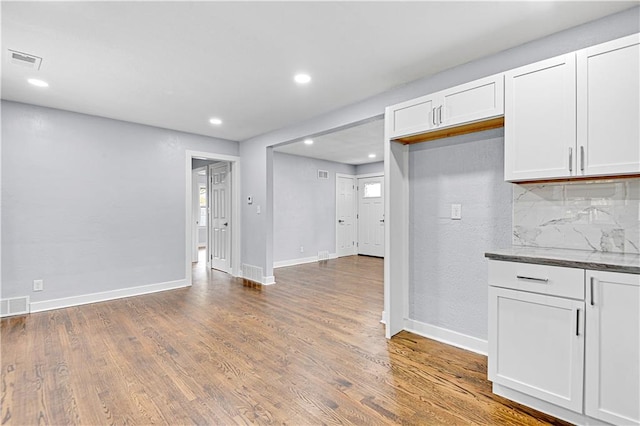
[239, 7, 639, 278]
[1, 101, 238, 302]
[356, 161, 384, 175]
[409, 130, 512, 339]
[273, 152, 355, 263]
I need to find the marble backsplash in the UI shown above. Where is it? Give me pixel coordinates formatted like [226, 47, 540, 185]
[513, 178, 640, 254]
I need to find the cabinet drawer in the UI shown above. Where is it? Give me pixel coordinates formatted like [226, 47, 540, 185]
[488, 260, 584, 299]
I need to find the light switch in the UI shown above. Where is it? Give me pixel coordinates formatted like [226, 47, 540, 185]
[256, 205, 261, 214]
[451, 204, 462, 220]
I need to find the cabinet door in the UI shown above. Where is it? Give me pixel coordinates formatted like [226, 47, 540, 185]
[388, 94, 437, 138]
[585, 271, 640, 425]
[488, 287, 584, 412]
[504, 54, 576, 181]
[577, 34, 640, 177]
[440, 74, 504, 128]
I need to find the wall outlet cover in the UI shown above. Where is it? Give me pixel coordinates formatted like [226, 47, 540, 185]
[451, 204, 462, 220]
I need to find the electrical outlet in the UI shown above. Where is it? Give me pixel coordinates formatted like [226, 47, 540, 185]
[300, 246, 304, 253]
[451, 204, 462, 220]
[33, 279, 44, 292]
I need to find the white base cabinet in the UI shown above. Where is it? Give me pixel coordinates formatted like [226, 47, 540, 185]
[489, 260, 640, 425]
[585, 271, 640, 426]
[489, 287, 585, 412]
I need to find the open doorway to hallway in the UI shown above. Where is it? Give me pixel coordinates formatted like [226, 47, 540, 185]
[271, 117, 385, 268]
[185, 151, 241, 286]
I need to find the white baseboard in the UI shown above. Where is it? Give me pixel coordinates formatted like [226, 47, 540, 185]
[380, 310, 386, 324]
[273, 253, 338, 269]
[404, 319, 488, 356]
[29, 279, 189, 313]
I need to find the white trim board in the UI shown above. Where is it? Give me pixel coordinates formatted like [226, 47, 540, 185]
[356, 172, 384, 179]
[29, 279, 188, 313]
[274, 253, 338, 269]
[404, 319, 488, 356]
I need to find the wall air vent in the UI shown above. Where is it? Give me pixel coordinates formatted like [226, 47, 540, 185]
[317, 170, 329, 180]
[0, 296, 30, 317]
[8, 49, 42, 70]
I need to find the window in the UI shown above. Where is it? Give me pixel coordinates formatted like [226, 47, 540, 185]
[199, 185, 207, 226]
[363, 182, 381, 198]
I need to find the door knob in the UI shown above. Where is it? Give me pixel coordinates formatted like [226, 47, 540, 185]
[223, 222, 228, 226]
[338, 220, 344, 223]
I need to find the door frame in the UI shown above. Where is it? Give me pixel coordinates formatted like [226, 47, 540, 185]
[356, 172, 384, 257]
[335, 173, 357, 257]
[185, 151, 241, 285]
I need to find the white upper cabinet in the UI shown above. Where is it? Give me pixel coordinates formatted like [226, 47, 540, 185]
[505, 34, 640, 182]
[577, 33, 640, 177]
[388, 95, 438, 138]
[388, 74, 504, 139]
[504, 54, 577, 181]
[585, 270, 640, 426]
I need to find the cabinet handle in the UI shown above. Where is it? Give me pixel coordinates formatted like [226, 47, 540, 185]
[576, 309, 580, 336]
[438, 105, 443, 125]
[580, 146, 585, 172]
[432, 108, 437, 126]
[516, 275, 549, 283]
[569, 147, 573, 172]
[590, 276, 595, 306]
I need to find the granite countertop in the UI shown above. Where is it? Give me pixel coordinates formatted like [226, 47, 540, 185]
[485, 247, 640, 275]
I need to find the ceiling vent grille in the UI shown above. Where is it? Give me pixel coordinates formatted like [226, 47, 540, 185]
[8, 49, 42, 70]
[317, 170, 329, 180]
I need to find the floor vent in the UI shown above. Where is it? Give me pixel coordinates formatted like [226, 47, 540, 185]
[0, 296, 30, 317]
[318, 251, 330, 262]
[242, 264, 263, 283]
[317, 170, 329, 180]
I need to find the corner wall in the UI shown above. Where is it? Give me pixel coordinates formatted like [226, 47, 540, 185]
[1, 101, 238, 306]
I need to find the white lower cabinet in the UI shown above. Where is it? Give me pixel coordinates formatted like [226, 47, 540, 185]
[585, 271, 640, 426]
[488, 260, 640, 425]
[489, 287, 585, 412]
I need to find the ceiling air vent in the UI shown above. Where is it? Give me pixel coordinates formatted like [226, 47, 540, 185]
[317, 170, 329, 180]
[8, 49, 42, 70]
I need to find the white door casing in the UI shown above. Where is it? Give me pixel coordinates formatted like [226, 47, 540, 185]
[336, 174, 356, 257]
[191, 169, 200, 262]
[358, 175, 384, 257]
[209, 162, 231, 273]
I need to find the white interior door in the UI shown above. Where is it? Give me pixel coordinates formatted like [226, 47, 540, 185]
[336, 175, 356, 257]
[358, 176, 385, 257]
[208, 162, 231, 273]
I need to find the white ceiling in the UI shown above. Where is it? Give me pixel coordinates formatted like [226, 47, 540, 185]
[1, 2, 636, 143]
[274, 118, 384, 165]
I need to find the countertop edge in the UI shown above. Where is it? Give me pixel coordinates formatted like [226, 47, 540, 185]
[484, 252, 640, 275]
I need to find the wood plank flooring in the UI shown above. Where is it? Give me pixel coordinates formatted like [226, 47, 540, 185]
[1, 255, 568, 425]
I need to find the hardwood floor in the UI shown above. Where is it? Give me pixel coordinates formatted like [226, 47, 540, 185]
[1, 255, 567, 425]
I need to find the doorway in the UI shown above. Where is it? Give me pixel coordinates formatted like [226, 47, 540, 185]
[185, 151, 240, 286]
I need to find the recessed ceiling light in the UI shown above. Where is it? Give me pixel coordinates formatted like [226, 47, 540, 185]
[304, 139, 314, 145]
[27, 78, 48, 88]
[294, 73, 311, 84]
[209, 117, 223, 125]
[368, 153, 377, 158]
